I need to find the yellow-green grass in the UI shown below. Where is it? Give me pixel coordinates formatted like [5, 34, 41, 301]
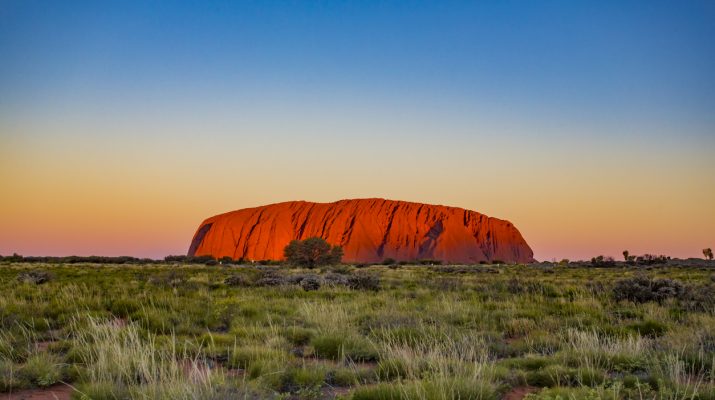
[0, 262, 713, 399]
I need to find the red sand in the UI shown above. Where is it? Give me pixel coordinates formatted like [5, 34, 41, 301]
[189, 198, 533, 264]
[2, 385, 72, 400]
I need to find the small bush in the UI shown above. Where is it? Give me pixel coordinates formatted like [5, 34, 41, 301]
[311, 334, 378, 362]
[628, 320, 667, 337]
[590, 256, 616, 267]
[228, 346, 284, 369]
[284, 237, 343, 268]
[318, 273, 345, 287]
[347, 273, 380, 291]
[326, 367, 359, 386]
[20, 353, 63, 387]
[283, 326, 315, 346]
[679, 284, 715, 311]
[376, 359, 409, 381]
[254, 273, 287, 287]
[107, 298, 141, 317]
[526, 364, 574, 387]
[351, 383, 402, 400]
[1, 359, 28, 391]
[300, 276, 321, 291]
[17, 270, 52, 284]
[224, 274, 249, 287]
[612, 275, 684, 303]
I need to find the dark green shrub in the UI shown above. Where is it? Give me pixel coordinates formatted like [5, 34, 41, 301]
[300, 276, 321, 291]
[283, 326, 315, 346]
[628, 320, 668, 337]
[19, 353, 63, 387]
[613, 276, 684, 303]
[590, 255, 616, 267]
[347, 273, 380, 291]
[679, 284, 715, 311]
[254, 273, 287, 287]
[576, 368, 605, 386]
[326, 367, 359, 386]
[107, 298, 141, 317]
[1, 359, 28, 391]
[17, 270, 52, 284]
[526, 365, 574, 387]
[284, 237, 343, 267]
[376, 359, 409, 380]
[323, 272, 349, 286]
[311, 334, 378, 362]
[224, 274, 249, 287]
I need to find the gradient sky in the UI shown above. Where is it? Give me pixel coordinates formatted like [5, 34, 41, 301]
[1, 1, 714, 261]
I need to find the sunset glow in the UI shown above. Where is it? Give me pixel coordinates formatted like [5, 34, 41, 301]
[1, 1, 713, 261]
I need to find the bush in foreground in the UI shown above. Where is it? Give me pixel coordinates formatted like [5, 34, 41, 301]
[612, 275, 684, 304]
[284, 237, 343, 268]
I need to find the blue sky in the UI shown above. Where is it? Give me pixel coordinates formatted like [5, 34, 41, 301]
[1, 1, 713, 259]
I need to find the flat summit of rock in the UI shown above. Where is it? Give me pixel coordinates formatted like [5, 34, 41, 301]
[188, 198, 534, 264]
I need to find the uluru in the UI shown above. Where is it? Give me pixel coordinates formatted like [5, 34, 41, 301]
[188, 199, 534, 264]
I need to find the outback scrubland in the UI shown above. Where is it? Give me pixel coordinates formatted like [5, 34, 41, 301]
[1, 261, 714, 400]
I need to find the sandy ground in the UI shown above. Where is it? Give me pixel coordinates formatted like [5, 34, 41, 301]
[503, 386, 538, 400]
[1, 384, 73, 400]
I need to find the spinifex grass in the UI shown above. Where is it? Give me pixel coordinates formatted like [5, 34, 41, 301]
[0, 261, 713, 399]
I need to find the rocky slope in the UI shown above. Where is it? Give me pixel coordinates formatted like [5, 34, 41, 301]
[188, 199, 534, 264]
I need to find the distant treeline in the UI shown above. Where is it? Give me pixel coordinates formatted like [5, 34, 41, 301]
[0, 253, 287, 266]
[0, 253, 163, 264]
[1, 253, 710, 267]
[0, 253, 486, 266]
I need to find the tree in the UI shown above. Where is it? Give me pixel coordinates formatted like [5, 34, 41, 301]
[284, 237, 343, 268]
[704, 248, 713, 260]
[622, 250, 629, 261]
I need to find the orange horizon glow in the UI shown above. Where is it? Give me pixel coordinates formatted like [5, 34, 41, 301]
[2, 2, 713, 261]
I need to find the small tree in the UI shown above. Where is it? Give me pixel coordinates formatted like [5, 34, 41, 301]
[704, 248, 713, 260]
[284, 237, 343, 268]
[622, 250, 629, 261]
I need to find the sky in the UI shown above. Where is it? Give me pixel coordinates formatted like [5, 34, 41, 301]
[1, 0, 714, 261]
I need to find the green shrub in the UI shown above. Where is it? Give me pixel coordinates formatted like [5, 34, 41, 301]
[576, 368, 605, 386]
[283, 326, 315, 346]
[376, 359, 409, 381]
[107, 298, 140, 317]
[284, 237, 343, 267]
[1, 359, 28, 391]
[255, 364, 326, 393]
[327, 367, 360, 386]
[613, 276, 684, 304]
[352, 379, 497, 400]
[608, 353, 648, 372]
[224, 274, 249, 287]
[291, 366, 326, 389]
[20, 353, 63, 387]
[228, 346, 284, 369]
[312, 334, 378, 362]
[628, 320, 667, 337]
[17, 270, 53, 284]
[347, 273, 380, 291]
[526, 365, 574, 387]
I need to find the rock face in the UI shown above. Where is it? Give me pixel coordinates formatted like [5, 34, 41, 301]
[188, 199, 534, 264]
